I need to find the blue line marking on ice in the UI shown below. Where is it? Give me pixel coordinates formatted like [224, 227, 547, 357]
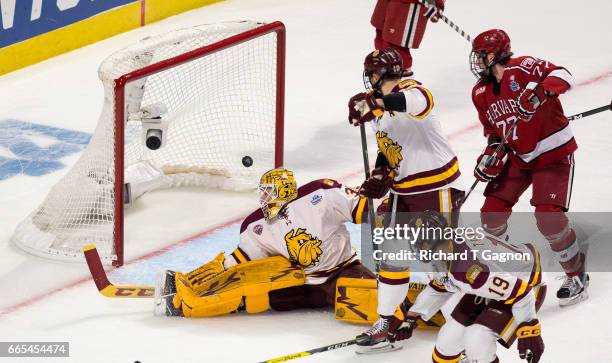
[0, 119, 91, 180]
[109, 223, 365, 285]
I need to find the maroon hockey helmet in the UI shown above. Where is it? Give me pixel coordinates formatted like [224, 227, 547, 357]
[470, 29, 513, 81]
[363, 48, 404, 90]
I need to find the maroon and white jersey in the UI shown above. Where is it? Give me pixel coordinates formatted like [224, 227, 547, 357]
[229, 179, 368, 284]
[472, 56, 576, 169]
[409, 234, 543, 323]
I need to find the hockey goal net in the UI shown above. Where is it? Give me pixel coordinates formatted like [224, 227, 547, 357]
[12, 21, 285, 266]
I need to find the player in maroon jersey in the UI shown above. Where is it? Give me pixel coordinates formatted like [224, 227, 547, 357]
[469, 29, 588, 306]
[371, 0, 445, 76]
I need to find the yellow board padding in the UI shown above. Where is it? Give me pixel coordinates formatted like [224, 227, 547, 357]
[175, 256, 305, 318]
[0, 0, 225, 76]
[144, 0, 223, 24]
[0, 2, 141, 76]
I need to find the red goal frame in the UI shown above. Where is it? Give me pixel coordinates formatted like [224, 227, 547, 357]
[111, 21, 285, 266]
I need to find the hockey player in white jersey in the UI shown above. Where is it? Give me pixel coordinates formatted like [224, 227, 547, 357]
[347, 48, 465, 350]
[154, 168, 445, 330]
[387, 211, 547, 363]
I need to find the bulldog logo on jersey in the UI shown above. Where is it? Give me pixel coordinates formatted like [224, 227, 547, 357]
[284, 228, 323, 267]
[376, 131, 403, 169]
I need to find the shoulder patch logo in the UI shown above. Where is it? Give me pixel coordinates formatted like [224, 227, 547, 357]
[323, 179, 335, 186]
[466, 264, 484, 284]
[311, 194, 322, 205]
[475, 86, 486, 96]
[253, 224, 263, 235]
[520, 57, 535, 69]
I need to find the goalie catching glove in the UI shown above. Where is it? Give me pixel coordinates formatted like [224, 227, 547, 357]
[348, 92, 384, 126]
[474, 140, 508, 182]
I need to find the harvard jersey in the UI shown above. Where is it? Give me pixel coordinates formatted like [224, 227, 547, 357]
[472, 56, 576, 169]
[372, 79, 462, 194]
[231, 179, 368, 284]
[410, 234, 543, 323]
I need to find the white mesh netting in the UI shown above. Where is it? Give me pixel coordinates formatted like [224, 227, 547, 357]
[12, 21, 282, 264]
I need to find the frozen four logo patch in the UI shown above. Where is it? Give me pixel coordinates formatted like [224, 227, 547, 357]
[311, 194, 322, 205]
[510, 80, 520, 92]
[253, 224, 263, 235]
[509, 75, 520, 92]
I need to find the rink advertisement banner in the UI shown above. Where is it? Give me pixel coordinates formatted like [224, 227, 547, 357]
[360, 212, 612, 273]
[0, 0, 136, 48]
[0, 0, 223, 75]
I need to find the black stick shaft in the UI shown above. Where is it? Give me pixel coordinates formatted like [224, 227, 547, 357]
[416, 0, 472, 43]
[360, 124, 380, 272]
[259, 339, 357, 363]
[567, 100, 612, 121]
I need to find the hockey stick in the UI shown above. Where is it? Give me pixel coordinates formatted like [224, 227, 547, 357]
[83, 245, 154, 298]
[359, 123, 380, 272]
[259, 339, 356, 363]
[460, 101, 612, 206]
[416, 0, 472, 43]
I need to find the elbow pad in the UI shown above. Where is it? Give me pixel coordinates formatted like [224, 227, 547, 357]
[382, 93, 407, 112]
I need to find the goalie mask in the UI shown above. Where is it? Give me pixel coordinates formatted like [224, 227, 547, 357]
[258, 168, 298, 220]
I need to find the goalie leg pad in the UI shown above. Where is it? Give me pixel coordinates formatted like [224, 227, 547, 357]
[175, 256, 305, 318]
[335, 277, 379, 324]
[184, 252, 226, 288]
[334, 278, 445, 328]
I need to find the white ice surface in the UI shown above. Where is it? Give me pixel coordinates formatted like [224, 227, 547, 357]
[0, 0, 611, 362]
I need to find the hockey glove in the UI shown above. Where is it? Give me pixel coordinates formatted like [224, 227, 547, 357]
[424, 0, 445, 23]
[389, 315, 418, 342]
[517, 83, 547, 120]
[516, 319, 544, 363]
[474, 142, 508, 182]
[348, 92, 384, 126]
[360, 166, 393, 199]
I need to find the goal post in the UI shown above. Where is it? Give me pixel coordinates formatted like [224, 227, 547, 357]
[12, 21, 286, 266]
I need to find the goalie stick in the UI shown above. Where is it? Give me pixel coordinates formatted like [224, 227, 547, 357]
[83, 245, 154, 298]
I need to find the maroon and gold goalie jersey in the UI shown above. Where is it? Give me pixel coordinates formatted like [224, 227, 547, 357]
[472, 56, 576, 169]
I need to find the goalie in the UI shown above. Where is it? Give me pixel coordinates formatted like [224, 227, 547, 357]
[154, 167, 444, 330]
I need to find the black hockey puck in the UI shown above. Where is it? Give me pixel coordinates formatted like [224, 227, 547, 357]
[242, 156, 253, 167]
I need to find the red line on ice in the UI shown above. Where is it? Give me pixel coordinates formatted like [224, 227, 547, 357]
[2, 68, 610, 318]
[0, 216, 242, 317]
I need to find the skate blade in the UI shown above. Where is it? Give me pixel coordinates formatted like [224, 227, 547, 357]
[559, 290, 589, 307]
[355, 342, 402, 355]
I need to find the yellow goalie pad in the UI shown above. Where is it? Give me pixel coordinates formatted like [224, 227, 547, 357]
[174, 256, 305, 318]
[334, 278, 445, 329]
